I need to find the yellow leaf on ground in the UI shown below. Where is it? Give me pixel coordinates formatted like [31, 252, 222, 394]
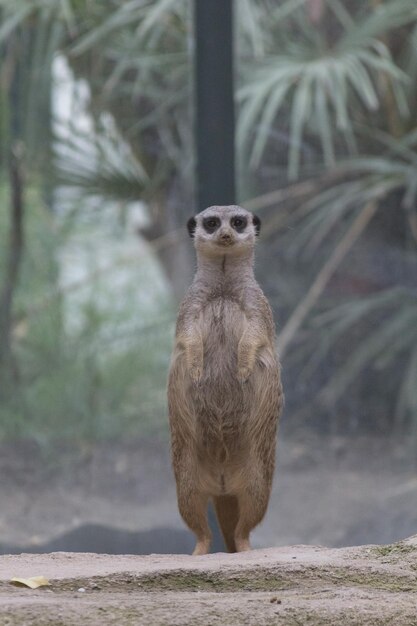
[10, 576, 50, 589]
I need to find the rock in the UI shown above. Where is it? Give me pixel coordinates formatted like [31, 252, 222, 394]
[1, 539, 417, 624]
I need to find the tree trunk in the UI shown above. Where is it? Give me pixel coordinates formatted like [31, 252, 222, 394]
[143, 190, 196, 303]
[0, 144, 25, 388]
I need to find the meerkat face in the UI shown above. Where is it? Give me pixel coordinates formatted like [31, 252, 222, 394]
[187, 205, 261, 258]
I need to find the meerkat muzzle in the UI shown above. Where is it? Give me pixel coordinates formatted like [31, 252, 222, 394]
[217, 232, 234, 246]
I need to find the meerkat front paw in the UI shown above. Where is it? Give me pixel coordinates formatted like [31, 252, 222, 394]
[237, 365, 252, 383]
[189, 364, 203, 384]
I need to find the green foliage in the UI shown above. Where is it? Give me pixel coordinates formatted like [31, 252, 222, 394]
[1, 0, 417, 438]
[272, 125, 417, 425]
[0, 183, 174, 442]
[274, 130, 417, 259]
[54, 122, 149, 204]
[235, 1, 417, 432]
[307, 289, 417, 423]
[238, 0, 417, 179]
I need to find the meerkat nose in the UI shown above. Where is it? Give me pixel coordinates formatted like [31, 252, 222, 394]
[219, 231, 232, 242]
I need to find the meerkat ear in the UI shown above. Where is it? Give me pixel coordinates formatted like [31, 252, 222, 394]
[253, 214, 261, 236]
[187, 216, 197, 238]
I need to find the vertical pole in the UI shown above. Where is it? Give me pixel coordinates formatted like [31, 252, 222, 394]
[193, 1, 235, 551]
[194, 0, 235, 211]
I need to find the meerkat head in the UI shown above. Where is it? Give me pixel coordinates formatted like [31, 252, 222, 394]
[187, 205, 261, 258]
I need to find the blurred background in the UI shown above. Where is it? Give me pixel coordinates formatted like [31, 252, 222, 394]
[0, 0, 416, 555]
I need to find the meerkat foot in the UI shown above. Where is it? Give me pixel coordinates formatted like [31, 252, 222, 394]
[235, 537, 251, 552]
[192, 538, 211, 555]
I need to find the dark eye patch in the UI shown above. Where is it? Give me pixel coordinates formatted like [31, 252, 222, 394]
[203, 216, 221, 233]
[231, 216, 247, 232]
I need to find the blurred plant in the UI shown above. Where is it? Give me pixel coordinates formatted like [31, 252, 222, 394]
[238, 0, 417, 179]
[1, 0, 417, 437]
[268, 127, 417, 431]
[54, 120, 149, 205]
[310, 287, 417, 424]
[0, 181, 174, 442]
[236, 0, 417, 433]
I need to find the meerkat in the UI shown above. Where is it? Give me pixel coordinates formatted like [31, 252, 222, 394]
[167, 205, 283, 555]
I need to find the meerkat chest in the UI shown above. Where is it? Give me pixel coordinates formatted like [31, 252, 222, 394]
[201, 296, 246, 347]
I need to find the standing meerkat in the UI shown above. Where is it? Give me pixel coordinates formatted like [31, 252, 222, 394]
[168, 205, 283, 555]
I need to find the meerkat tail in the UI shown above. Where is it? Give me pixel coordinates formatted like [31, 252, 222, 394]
[213, 495, 239, 553]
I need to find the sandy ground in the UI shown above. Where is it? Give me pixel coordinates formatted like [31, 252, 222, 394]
[1, 536, 417, 625]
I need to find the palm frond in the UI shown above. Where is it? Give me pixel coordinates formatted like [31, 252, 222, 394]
[237, 0, 416, 179]
[315, 289, 417, 419]
[279, 126, 417, 260]
[70, 0, 188, 56]
[236, 0, 275, 57]
[0, 0, 75, 38]
[54, 120, 149, 206]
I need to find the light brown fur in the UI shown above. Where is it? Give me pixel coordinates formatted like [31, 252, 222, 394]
[167, 205, 283, 554]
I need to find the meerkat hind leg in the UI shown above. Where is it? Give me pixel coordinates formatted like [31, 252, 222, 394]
[234, 483, 270, 552]
[177, 485, 211, 555]
[190, 496, 211, 556]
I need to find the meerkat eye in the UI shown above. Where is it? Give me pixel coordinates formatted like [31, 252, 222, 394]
[231, 216, 247, 232]
[203, 217, 220, 232]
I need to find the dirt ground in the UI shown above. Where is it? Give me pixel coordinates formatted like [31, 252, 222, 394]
[1, 434, 417, 552]
[1, 536, 417, 625]
[2, 434, 417, 624]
